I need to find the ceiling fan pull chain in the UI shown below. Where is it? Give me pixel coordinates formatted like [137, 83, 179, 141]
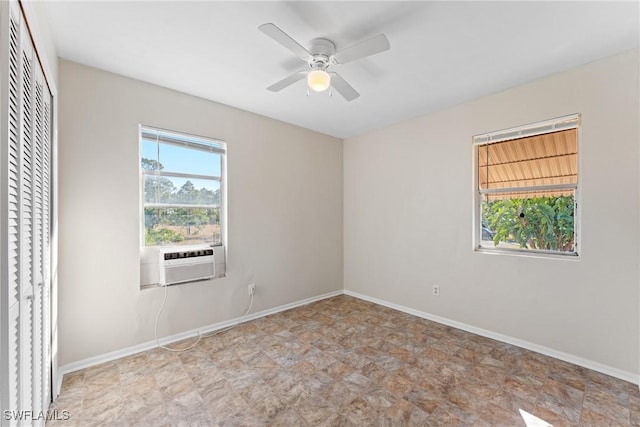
[306, 88, 310, 97]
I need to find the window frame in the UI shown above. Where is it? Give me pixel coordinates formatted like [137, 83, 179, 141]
[139, 125, 227, 249]
[472, 114, 581, 258]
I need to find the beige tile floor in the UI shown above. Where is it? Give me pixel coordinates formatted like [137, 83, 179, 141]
[48, 295, 639, 426]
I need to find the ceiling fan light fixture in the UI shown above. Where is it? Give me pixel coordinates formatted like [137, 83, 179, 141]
[259, 23, 389, 101]
[307, 69, 331, 92]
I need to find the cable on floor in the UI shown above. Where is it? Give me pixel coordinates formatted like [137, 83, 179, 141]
[154, 283, 254, 353]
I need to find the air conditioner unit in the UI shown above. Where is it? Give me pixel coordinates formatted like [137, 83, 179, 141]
[158, 248, 215, 286]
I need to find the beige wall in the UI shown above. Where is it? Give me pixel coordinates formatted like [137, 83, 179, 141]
[57, 60, 343, 365]
[344, 49, 639, 376]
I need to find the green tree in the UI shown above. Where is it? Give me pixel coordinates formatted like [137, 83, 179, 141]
[173, 181, 209, 235]
[141, 160, 220, 244]
[483, 195, 574, 252]
[142, 158, 176, 231]
[176, 180, 196, 203]
[145, 227, 184, 246]
[142, 158, 176, 205]
[141, 158, 162, 171]
[199, 187, 218, 205]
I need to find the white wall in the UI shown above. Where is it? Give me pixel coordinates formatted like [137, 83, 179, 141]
[344, 49, 639, 376]
[57, 60, 343, 366]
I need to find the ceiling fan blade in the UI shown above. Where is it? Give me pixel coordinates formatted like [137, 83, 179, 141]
[330, 73, 360, 101]
[259, 23, 313, 61]
[333, 34, 390, 64]
[267, 71, 308, 92]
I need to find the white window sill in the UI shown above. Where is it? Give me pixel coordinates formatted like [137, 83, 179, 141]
[474, 247, 580, 261]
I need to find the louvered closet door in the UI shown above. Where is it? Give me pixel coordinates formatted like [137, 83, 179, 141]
[5, 1, 23, 417]
[30, 49, 47, 418]
[1, 1, 53, 424]
[19, 19, 36, 416]
[31, 39, 52, 417]
[39, 59, 52, 417]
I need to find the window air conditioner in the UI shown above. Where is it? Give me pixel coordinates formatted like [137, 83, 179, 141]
[158, 248, 215, 286]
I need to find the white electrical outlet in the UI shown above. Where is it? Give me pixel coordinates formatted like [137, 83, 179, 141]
[433, 285, 440, 296]
[248, 284, 256, 295]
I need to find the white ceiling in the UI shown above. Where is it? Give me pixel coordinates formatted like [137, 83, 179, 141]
[44, 1, 639, 139]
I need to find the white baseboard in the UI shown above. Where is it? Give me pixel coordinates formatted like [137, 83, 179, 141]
[55, 289, 343, 396]
[344, 289, 638, 385]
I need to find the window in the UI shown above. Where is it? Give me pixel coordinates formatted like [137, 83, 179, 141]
[140, 126, 226, 247]
[474, 114, 580, 256]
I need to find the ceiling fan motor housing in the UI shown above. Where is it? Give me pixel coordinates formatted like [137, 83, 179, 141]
[309, 38, 336, 69]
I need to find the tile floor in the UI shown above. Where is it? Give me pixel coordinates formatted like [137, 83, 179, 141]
[48, 295, 639, 426]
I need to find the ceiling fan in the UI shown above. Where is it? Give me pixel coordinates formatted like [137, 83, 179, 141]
[259, 23, 390, 102]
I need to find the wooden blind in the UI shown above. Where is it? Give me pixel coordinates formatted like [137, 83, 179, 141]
[478, 128, 577, 199]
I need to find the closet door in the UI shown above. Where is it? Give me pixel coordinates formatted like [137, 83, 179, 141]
[31, 47, 46, 418]
[1, 1, 53, 424]
[38, 63, 52, 419]
[19, 17, 36, 416]
[3, 0, 24, 417]
[31, 38, 52, 417]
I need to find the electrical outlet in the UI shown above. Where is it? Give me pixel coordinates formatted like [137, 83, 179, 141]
[433, 285, 440, 296]
[248, 284, 256, 295]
